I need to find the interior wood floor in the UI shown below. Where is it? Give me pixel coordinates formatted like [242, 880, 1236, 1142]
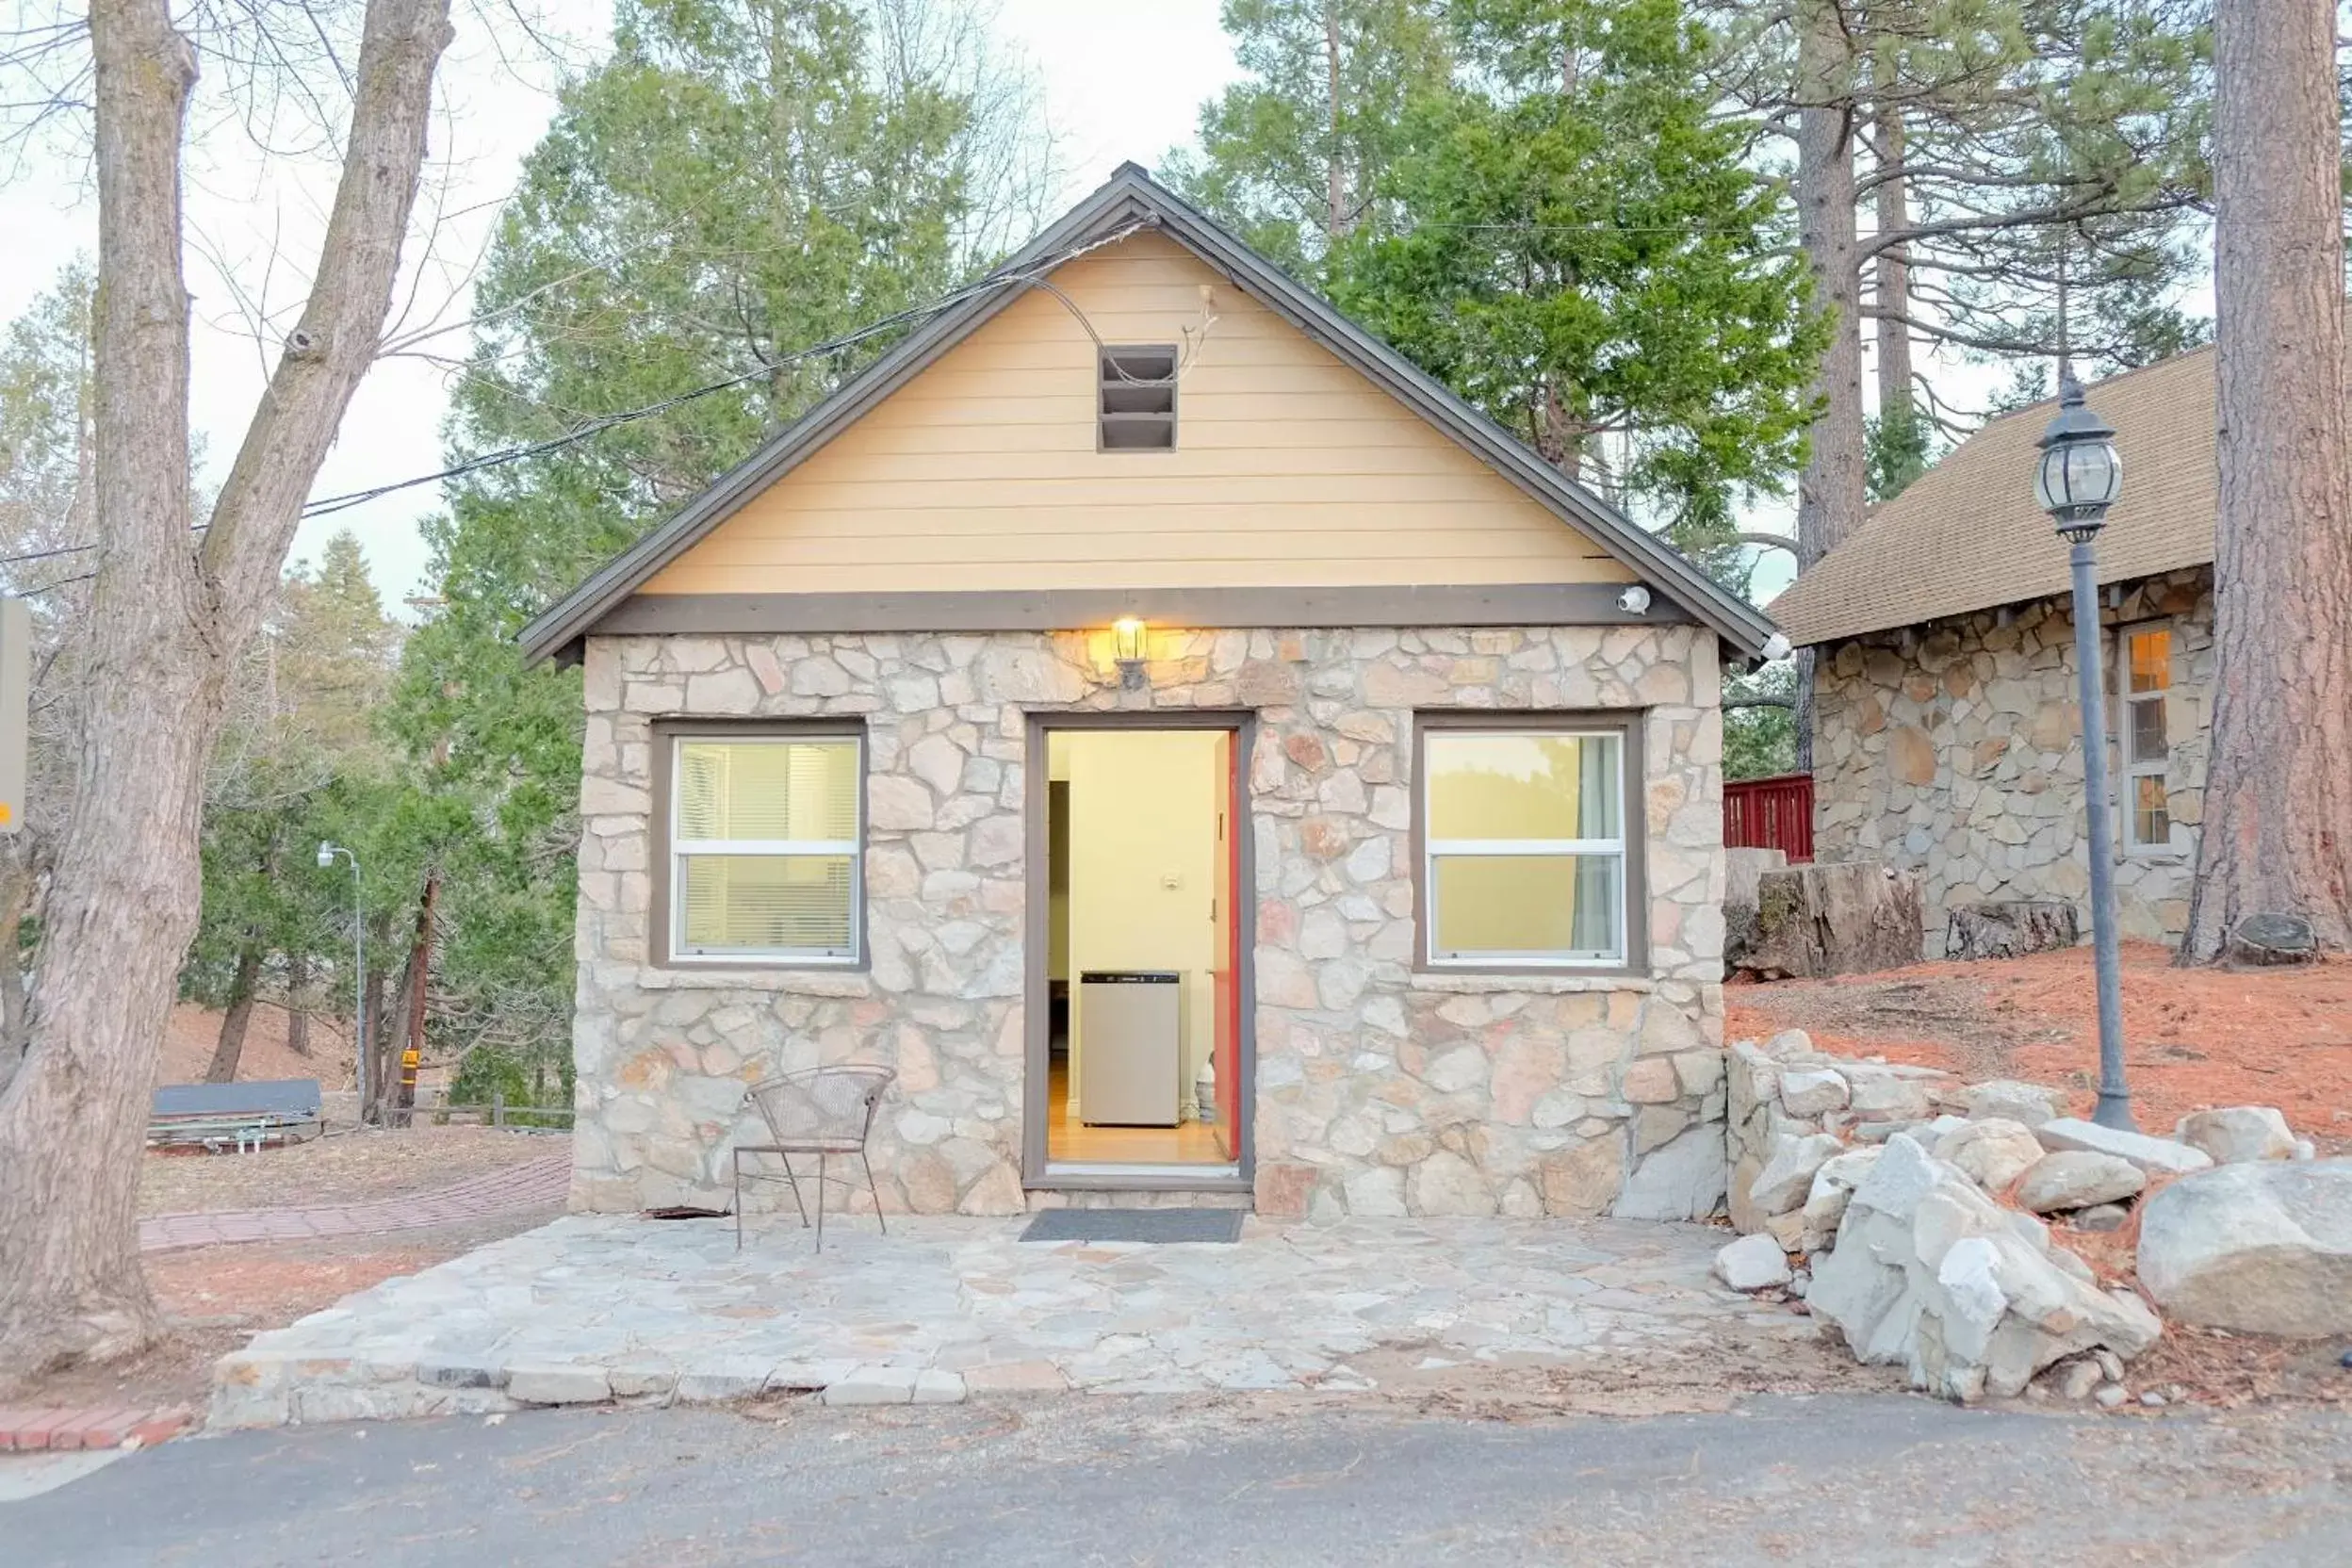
[1047, 1056, 1230, 1166]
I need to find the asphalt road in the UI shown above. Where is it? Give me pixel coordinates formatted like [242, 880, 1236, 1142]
[8, 1393, 2348, 1566]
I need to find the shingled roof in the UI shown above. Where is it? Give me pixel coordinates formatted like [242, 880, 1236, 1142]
[1769, 348, 2220, 647]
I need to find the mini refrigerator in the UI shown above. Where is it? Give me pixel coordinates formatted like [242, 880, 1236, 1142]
[1076, 970, 1182, 1127]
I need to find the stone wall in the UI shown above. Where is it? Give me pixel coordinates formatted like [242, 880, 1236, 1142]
[570, 621, 1728, 1222]
[1810, 567, 2212, 952]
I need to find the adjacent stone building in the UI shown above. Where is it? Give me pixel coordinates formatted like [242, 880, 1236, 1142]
[524, 167, 1777, 1222]
[1772, 351, 2222, 951]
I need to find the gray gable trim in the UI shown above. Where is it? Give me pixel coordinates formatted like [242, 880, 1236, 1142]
[518, 164, 1778, 664]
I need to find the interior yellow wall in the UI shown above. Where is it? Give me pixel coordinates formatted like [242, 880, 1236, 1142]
[641, 230, 1632, 595]
[1046, 735, 1071, 983]
[1063, 730, 1222, 1119]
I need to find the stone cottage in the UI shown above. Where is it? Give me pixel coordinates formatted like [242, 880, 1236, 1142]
[521, 165, 1779, 1222]
[1772, 351, 2223, 951]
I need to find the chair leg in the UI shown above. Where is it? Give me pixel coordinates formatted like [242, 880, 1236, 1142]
[815, 1152, 826, 1252]
[861, 1148, 886, 1236]
[734, 1149, 743, 1252]
[779, 1152, 810, 1230]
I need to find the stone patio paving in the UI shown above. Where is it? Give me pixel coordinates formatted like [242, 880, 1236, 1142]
[211, 1212, 1813, 1428]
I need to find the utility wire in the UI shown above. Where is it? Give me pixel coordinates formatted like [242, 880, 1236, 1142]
[1, 220, 1152, 580]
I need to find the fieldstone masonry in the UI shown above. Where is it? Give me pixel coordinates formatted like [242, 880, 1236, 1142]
[1811, 567, 2212, 951]
[571, 621, 1728, 1221]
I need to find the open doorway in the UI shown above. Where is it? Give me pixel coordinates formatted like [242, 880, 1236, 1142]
[1032, 719, 1248, 1181]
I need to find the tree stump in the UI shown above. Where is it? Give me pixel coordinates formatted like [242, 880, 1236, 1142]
[2228, 912, 2318, 967]
[1733, 859, 1924, 980]
[1945, 901, 2080, 961]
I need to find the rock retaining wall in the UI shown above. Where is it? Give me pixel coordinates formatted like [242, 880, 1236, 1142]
[571, 622, 1729, 1221]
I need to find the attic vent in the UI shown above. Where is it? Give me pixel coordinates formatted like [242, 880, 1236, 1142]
[1099, 344, 1177, 450]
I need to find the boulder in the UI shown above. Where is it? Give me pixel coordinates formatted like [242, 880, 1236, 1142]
[1779, 1067, 1851, 1117]
[1800, 1146, 1886, 1250]
[1749, 1132, 1848, 1217]
[1942, 1079, 2067, 1128]
[2034, 1119, 2213, 1178]
[1934, 1119, 2046, 1193]
[2136, 1160, 2352, 1337]
[1713, 1233, 1793, 1293]
[2173, 1106, 2296, 1167]
[1842, 1062, 1951, 1123]
[1733, 859, 1925, 980]
[1806, 1135, 2163, 1402]
[2016, 1152, 2146, 1214]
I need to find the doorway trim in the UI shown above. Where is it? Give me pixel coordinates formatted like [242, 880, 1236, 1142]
[1021, 710, 1257, 1193]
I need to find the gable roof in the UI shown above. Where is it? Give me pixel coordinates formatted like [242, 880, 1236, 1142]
[1771, 349, 2220, 647]
[519, 163, 1777, 663]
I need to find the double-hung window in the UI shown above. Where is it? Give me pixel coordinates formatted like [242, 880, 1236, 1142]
[1420, 723, 1633, 968]
[664, 730, 864, 964]
[2117, 625, 2172, 853]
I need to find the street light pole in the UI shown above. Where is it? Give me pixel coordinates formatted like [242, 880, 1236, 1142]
[2034, 368, 2135, 1131]
[318, 841, 365, 1122]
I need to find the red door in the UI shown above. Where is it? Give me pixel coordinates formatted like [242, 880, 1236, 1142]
[1213, 731, 1244, 1161]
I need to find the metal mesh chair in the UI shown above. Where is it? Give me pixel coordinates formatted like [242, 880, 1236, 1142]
[734, 1064, 896, 1251]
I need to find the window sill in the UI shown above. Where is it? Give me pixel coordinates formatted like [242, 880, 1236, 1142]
[1408, 972, 1654, 995]
[637, 967, 872, 997]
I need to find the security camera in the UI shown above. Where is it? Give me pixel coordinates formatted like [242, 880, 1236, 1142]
[1761, 631, 1792, 661]
[1615, 584, 1652, 615]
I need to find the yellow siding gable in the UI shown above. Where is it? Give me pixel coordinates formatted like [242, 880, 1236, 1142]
[641, 230, 1632, 596]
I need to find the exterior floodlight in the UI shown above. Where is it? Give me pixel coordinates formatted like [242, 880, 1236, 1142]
[1616, 584, 1652, 615]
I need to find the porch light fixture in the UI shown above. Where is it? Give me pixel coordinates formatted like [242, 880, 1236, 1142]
[1615, 584, 1652, 615]
[1112, 616, 1148, 689]
[2034, 366, 2133, 1130]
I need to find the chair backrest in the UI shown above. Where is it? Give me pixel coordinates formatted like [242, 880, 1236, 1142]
[744, 1064, 896, 1148]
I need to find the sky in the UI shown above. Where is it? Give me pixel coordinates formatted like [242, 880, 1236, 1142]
[0, 1, 2148, 614]
[0, 0, 1243, 604]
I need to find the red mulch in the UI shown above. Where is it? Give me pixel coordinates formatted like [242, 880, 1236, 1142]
[1727, 943, 2352, 1147]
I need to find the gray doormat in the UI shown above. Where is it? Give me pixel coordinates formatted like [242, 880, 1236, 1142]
[1020, 1208, 1245, 1244]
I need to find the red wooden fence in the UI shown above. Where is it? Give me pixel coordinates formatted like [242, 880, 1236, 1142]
[1723, 773, 1814, 862]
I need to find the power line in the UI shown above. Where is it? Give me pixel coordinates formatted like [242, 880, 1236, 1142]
[0, 221, 1152, 581]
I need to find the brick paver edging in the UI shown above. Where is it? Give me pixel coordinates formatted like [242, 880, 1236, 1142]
[0, 1406, 189, 1452]
[139, 1152, 571, 1253]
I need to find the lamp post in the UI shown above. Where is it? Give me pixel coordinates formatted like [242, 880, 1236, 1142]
[2034, 367, 2134, 1131]
[318, 841, 366, 1120]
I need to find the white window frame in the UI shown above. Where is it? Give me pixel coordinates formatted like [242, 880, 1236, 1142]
[1420, 725, 1631, 970]
[2115, 622, 2175, 856]
[665, 731, 865, 966]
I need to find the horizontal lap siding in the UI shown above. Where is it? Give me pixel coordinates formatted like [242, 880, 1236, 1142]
[642, 232, 1628, 597]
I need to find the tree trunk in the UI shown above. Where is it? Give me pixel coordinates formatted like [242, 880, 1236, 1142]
[0, 0, 452, 1394]
[2181, 0, 2352, 961]
[368, 965, 403, 1123]
[0, 846, 35, 1086]
[284, 952, 311, 1057]
[1872, 100, 1913, 425]
[1323, 1, 1345, 241]
[0, 0, 205, 1386]
[1794, 1, 1864, 570]
[204, 944, 264, 1084]
[1791, 1, 1863, 778]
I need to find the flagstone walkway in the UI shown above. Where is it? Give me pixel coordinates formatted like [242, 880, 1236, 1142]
[139, 1153, 572, 1252]
[211, 1211, 1818, 1428]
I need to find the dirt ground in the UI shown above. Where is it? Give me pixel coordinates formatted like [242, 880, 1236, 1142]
[1726, 942, 2352, 1149]
[157, 1001, 353, 1089]
[18, 1207, 564, 1417]
[139, 1124, 562, 1216]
